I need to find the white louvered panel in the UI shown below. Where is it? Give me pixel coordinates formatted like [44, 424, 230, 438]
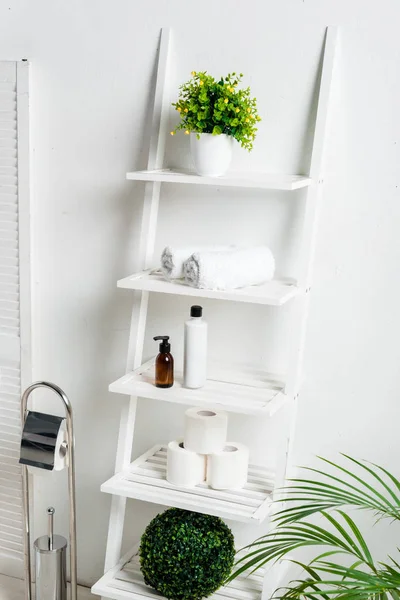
[0, 444, 19, 460]
[0, 156, 17, 168]
[0, 216, 18, 230]
[0, 96, 16, 112]
[0, 459, 20, 477]
[0, 429, 19, 445]
[0, 61, 30, 576]
[0, 127, 17, 138]
[0, 361, 23, 568]
[0, 64, 20, 360]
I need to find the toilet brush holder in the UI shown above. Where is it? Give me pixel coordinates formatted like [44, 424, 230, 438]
[34, 508, 67, 600]
[19, 382, 77, 600]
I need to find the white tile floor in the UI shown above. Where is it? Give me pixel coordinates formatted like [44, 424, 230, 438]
[0, 574, 92, 600]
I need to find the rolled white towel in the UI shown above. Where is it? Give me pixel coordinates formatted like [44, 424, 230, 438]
[183, 247, 275, 290]
[161, 246, 232, 280]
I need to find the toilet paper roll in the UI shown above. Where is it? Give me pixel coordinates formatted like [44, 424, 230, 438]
[207, 442, 249, 490]
[167, 439, 206, 487]
[20, 411, 68, 472]
[184, 407, 228, 454]
[53, 426, 68, 471]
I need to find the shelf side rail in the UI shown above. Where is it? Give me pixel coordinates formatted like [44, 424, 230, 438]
[102, 27, 172, 583]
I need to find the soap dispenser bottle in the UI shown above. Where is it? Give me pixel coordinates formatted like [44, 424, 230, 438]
[153, 336, 174, 388]
[183, 305, 207, 389]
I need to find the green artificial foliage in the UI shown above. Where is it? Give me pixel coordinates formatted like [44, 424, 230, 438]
[228, 455, 400, 599]
[139, 507, 235, 600]
[171, 71, 261, 151]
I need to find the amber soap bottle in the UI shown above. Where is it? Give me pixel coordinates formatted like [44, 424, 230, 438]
[153, 336, 174, 388]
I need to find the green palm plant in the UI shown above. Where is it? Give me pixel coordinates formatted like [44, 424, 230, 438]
[228, 455, 400, 599]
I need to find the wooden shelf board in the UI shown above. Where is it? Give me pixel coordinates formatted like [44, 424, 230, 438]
[92, 543, 266, 600]
[118, 270, 299, 306]
[109, 358, 288, 417]
[126, 167, 312, 191]
[101, 444, 275, 524]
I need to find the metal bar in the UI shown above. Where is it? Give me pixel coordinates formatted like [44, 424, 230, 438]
[20, 381, 77, 600]
[21, 463, 31, 600]
[47, 507, 54, 551]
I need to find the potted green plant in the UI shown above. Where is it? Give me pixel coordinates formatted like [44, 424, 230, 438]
[171, 71, 261, 177]
[228, 455, 400, 599]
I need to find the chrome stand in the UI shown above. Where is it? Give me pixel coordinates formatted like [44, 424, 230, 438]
[21, 382, 77, 600]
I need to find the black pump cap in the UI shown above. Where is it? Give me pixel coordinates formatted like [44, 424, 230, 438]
[190, 305, 203, 317]
[154, 335, 171, 352]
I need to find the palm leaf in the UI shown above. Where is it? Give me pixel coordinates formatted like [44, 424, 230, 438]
[230, 455, 400, 600]
[228, 515, 376, 583]
[387, 555, 400, 571]
[273, 479, 391, 523]
[283, 561, 330, 600]
[341, 455, 400, 508]
[300, 466, 388, 510]
[317, 455, 397, 508]
[371, 464, 400, 495]
[320, 512, 366, 562]
[273, 454, 400, 525]
[309, 550, 353, 566]
[335, 510, 375, 566]
[277, 561, 400, 599]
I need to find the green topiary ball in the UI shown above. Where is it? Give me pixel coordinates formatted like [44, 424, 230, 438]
[139, 508, 235, 600]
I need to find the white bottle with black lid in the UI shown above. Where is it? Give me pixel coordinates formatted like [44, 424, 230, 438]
[183, 305, 207, 389]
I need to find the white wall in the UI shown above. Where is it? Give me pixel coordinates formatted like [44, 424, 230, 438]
[0, 0, 399, 587]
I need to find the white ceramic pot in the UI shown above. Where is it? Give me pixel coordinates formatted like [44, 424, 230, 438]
[190, 133, 234, 177]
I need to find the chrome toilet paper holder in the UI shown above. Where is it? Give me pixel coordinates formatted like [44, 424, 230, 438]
[20, 382, 77, 600]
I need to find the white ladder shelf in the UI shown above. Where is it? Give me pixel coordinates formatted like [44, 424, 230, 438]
[92, 26, 338, 600]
